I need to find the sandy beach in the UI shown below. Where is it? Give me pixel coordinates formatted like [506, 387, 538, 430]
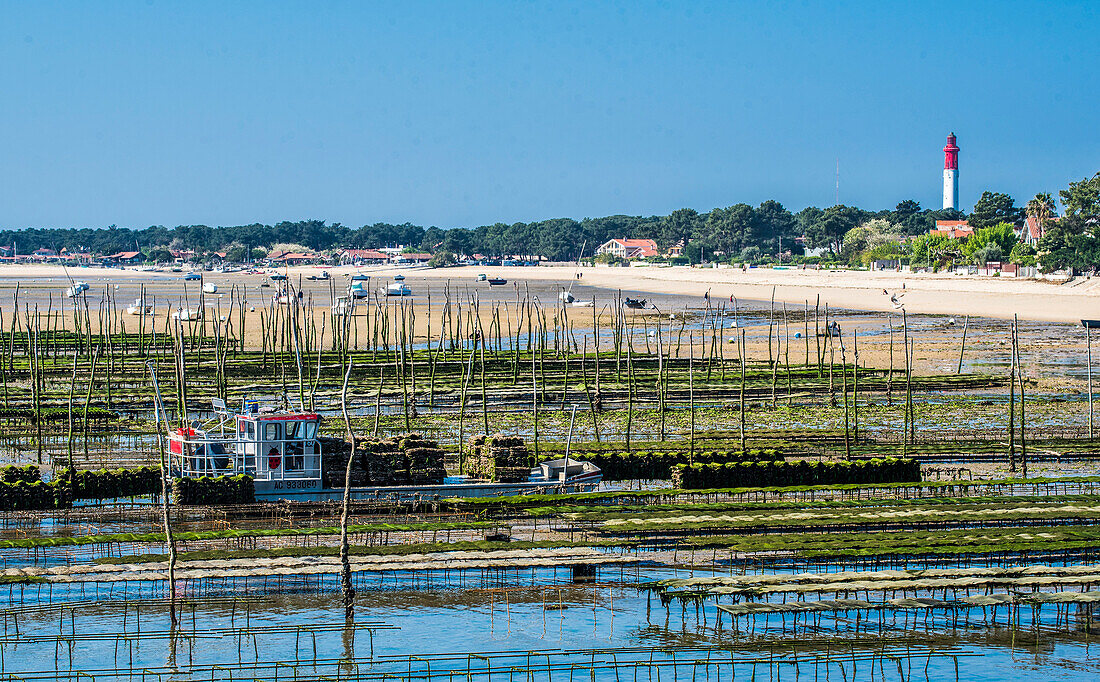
[4, 262, 1092, 323]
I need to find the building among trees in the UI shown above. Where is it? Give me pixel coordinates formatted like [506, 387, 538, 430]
[595, 238, 659, 259]
[930, 220, 973, 240]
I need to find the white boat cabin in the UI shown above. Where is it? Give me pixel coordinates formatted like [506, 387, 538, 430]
[169, 405, 323, 483]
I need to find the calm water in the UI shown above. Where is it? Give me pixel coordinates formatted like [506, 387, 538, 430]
[2, 565, 1098, 681]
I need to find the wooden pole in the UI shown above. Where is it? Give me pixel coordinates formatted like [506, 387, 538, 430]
[531, 339, 539, 460]
[841, 331, 850, 460]
[956, 315, 969, 374]
[147, 363, 178, 626]
[1016, 315, 1027, 478]
[887, 318, 894, 407]
[339, 356, 357, 619]
[852, 329, 859, 443]
[1008, 319, 1017, 474]
[902, 311, 911, 457]
[814, 295, 822, 377]
[739, 329, 747, 452]
[688, 330, 695, 461]
[1088, 324, 1094, 439]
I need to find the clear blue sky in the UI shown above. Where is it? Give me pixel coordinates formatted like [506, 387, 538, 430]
[2, 1, 1097, 230]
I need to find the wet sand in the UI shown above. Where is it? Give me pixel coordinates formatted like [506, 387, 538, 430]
[0, 263, 1091, 389]
[5, 261, 1098, 323]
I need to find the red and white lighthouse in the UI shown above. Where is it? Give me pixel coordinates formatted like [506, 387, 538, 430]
[942, 133, 960, 211]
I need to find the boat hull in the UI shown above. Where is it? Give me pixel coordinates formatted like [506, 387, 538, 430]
[253, 477, 600, 502]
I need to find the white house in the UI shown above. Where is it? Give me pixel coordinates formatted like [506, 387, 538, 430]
[595, 238, 659, 259]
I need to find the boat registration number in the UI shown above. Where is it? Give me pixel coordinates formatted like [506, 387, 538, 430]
[273, 480, 319, 490]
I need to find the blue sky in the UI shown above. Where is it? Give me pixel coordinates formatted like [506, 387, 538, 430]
[1, 1, 1097, 229]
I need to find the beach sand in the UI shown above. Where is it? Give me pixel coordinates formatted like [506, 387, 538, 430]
[0, 263, 1091, 388]
[2, 262, 1097, 323]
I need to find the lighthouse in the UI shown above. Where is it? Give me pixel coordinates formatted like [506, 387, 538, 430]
[942, 133, 959, 211]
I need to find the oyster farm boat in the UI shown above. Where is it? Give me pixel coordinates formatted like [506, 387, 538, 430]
[164, 401, 602, 501]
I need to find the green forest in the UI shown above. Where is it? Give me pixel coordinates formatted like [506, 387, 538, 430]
[3, 172, 1097, 272]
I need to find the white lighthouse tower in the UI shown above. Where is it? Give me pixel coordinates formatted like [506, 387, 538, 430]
[942, 133, 959, 210]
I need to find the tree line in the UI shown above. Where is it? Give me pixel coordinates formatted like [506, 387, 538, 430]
[2, 171, 1095, 271]
[0, 202, 963, 263]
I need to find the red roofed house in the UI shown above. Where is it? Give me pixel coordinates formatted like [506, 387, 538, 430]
[340, 249, 390, 265]
[106, 251, 143, 265]
[390, 252, 432, 264]
[1019, 214, 1057, 246]
[268, 251, 319, 265]
[596, 238, 659, 259]
[930, 220, 973, 240]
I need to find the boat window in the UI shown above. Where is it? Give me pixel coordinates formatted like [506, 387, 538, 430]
[286, 421, 301, 439]
[303, 422, 317, 439]
[264, 423, 281, 441]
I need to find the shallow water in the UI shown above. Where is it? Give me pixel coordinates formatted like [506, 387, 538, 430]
[1, 564, 1098, 680]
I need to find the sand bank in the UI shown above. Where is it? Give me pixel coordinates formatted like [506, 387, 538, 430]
[2, 262, 1097, 323]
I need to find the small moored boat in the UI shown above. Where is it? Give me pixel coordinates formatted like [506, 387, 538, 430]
[172, 307, 203, 321]
[125, 299, 153, 315]
[332, 296, 355, 316]
[349, 282, 370, 299]
[487, 277, 507, 286]
[384, 282, 412, 297]
[202, 282, 218, 294]
[624, 297, 647, 310]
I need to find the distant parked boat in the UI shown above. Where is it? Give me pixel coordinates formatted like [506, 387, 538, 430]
[202, 282, 218, 294]
[477, 273, 487, 282]
[571, 300, 594, 308]
[819, 321, 842, 338]
[66, 281, 89, 298]
[125, 299, 152, 315]
[307, 271, 330, 280]
[384, 282, 412, 297]
[349, 282, 370, 299]
[172, 307, 202, 321]
[393, 274, 406, 282]
[332, 296, 355, 316]
[624, 298, 647, 310]
[351, 273, 370, 281]
[1083, 320, 1100, 329]
[487, 277, 507, 286]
